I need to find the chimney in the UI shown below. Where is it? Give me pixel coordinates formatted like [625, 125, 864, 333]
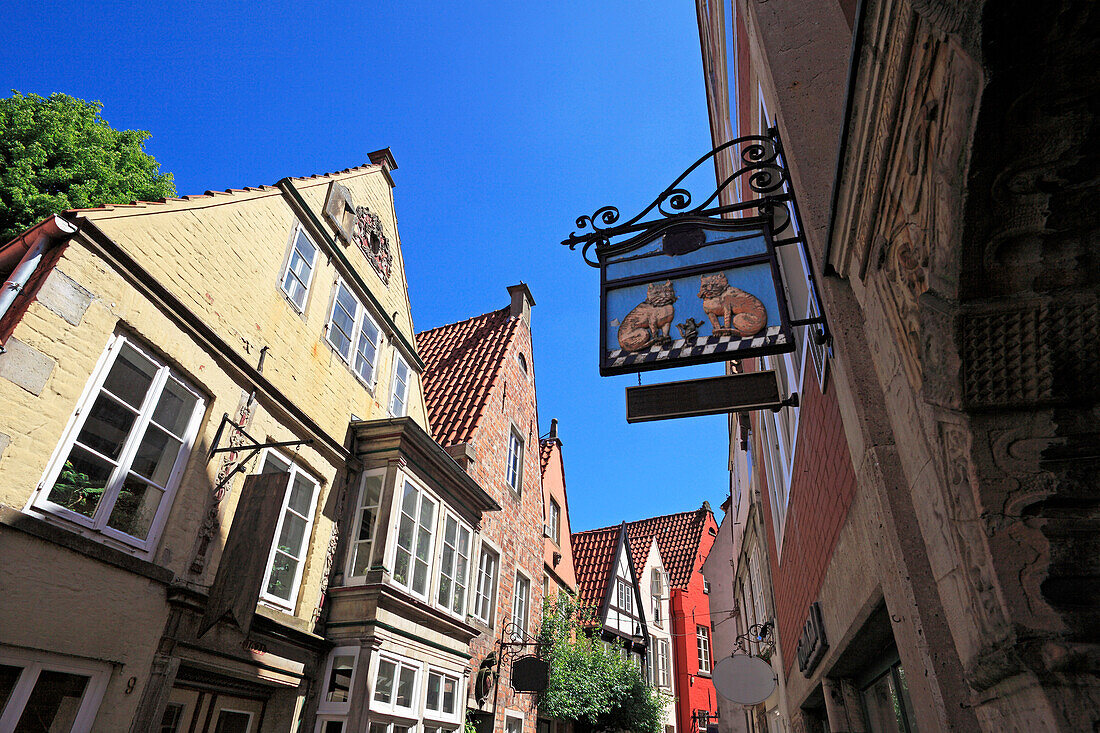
[367, 148, 399, 188]
[507, 283, 535, 324]
[548, 418, 559, 441]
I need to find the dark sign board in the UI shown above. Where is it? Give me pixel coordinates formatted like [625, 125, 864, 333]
[626, 370, 786, 423]
[796, 602, 829, 676]
[599, 218, 794, 376]
[510, 655, 549, 693]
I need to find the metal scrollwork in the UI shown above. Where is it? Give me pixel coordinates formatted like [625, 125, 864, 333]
[735, 621, 776, 659]
[563, 129, 795, 266]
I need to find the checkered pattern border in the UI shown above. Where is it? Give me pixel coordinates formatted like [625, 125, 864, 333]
[605, 325, 789, 369]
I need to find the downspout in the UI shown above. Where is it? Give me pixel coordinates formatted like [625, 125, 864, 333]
[0, 215, 78, 352]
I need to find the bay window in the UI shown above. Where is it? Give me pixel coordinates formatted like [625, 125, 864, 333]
[424, 669, 461, 722]
[347, 471, 384, 580]
[437, 513, 472, 617]
[392, 478, 437, 599]
[371, 656, 419, 717]
[35, 333, 205, 552]
[259, 451, 320, 609]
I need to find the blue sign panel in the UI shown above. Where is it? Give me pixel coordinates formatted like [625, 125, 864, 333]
[599, 218, 794, 376]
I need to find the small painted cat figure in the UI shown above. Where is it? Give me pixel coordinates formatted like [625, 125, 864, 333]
[617, 280, 677, 352]
[698, 272, 767, 337]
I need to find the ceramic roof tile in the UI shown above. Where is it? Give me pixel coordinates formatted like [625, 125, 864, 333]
[592, 506, 712, 588]
[570, 525, 621, 614]
[539, 438, 554, 477]
[416, 307, 520, 447]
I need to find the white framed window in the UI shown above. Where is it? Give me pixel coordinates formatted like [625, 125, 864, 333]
[424, 727, 459, 733]
[473, 541, 500, 625]
[0, 646, 111, 731]
[703, 578, 712, 595]
[512, 572, 531, 639]
[388, 352, 410, 417]
[657, 639, 670, 687]
[697, 625, 712, 674]
[258, 451, 321, 609]
[371, 655, 420, 716]
[646, 643, 656, 686]
[280, 224, 318, 311]
[34, 333, 205, 553]
[650, 569, 663, 627]
[391, 477, 437, 599]
[317, 647, 359, 716]
[424, 669, 462, 723]
[317, 719, 348, 733]
[616, 578, 633, 615]
[505, 712, 524, 733]
[506, 428, 524, 494]
[326, 279, 382, 387]
[346, 471, 384, 580]
[368, 722, 415, 733]
[547, 499, 561, 545]
[437, 513, 472, 617]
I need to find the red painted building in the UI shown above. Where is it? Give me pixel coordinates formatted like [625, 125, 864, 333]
[622, 505, 720, 733]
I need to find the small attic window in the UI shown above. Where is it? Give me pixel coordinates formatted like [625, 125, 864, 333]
[517, 352, 528, 375]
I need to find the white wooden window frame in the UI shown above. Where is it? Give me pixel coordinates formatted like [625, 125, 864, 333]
[388, 473, 439, 602]
[370, 653, 422, 718]
[317, 646, 359, 716]
[472, 537, 502, 625]
[650, 569, 663, 627]
[506, 427, 524, 495]
[422, 667, 464, 725]
[505, 710, 525, 733]
[279, 223, 318, 313]
[32, 332, 205, 555]
[512, 569, 532, 639]
[258, 450, 321, 611]
[548, 498, 561, 545]
[0, 646, 111, 731]
[388, 350, 411, 417]
[345, 468, 385, 583]
[435, 510, 473, 620]
[697, 625, 712, 674]
[657, 639, 671, 687]
[325, 278, 383, 389]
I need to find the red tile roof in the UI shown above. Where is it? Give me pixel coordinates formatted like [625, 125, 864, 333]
[416, 307, 520, 447]
[571, 525, 622, 615]
[592, 505, 713, 589]
[539, 438, 555, 477]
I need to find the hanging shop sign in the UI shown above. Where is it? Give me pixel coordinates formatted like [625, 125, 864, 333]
[510, 655, 550, 693]
[562, 130, 830, 378]
[625, 370, 797, 423]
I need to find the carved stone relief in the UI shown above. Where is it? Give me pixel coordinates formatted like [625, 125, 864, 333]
[870, 20, 979, 392]
[353, 206, 393, 285]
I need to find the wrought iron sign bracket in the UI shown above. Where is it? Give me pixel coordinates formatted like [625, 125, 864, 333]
[207, 413, 313, 493]
[734, 621, 776, 660]
[563, 126, 832, 376]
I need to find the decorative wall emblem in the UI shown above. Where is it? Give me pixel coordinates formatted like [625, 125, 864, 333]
[353, 206, 393, 284]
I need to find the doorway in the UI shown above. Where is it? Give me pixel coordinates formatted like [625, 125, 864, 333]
[160, 685, 266, 733]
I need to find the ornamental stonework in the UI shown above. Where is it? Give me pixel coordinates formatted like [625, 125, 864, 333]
[353, 206, 393, 284]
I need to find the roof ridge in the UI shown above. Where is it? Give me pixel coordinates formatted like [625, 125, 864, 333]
[416, 305, 511, 338]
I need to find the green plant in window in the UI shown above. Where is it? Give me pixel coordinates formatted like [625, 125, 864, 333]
[51, 461, 108, 512]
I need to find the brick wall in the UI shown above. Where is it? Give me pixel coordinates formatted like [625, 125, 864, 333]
[461, 313, 547, 733]
[755, 364, 857, 677]
[671, 513, 719, 733]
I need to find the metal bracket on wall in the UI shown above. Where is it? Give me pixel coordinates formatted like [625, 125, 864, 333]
[206, 413, 313, 494]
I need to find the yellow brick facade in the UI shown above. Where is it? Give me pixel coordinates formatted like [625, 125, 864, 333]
[0, 161, 437, 732]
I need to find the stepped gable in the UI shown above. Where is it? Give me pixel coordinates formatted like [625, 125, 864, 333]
[416, 306, 519, 447]
[571, 525, 622, 615]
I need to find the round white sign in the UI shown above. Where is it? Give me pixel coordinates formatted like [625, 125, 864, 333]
[711, 654, 777, 705]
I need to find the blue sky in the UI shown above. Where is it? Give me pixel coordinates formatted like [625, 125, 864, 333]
[4, 1, 732, 532]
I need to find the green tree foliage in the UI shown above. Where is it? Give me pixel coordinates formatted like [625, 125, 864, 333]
[0, 91, 176, 242]
[538, 595, 668, 733]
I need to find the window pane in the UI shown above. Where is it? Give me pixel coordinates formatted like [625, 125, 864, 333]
[152, 379, 198, 437]
[160, 702, 184, 733]
[261, 452, 291, 475]
[374, 661, 395, 703]
[107, 475, 164, 539]
[266, 551, 298, 600]
[396, 666, 415, 707]
[294, 229, 317, 265]
[15, 669, 89, 733]
[0, 663, 22, 715]
[326, 655, 355, 703]
[103, 344, 156, 408]
[213, 710, 251, 733]
[47, 446, 114, 518]
[861, 669, 905, 733]
[287, 474, 315, 516]
[278, 513, 308, 559]
[369, 724, 387, 733]
[442, 676, 456, 714]
[75, 394, 136, 459]
[426, 672, 441, 710]
[355, 320, 379, 382]
[321, 722, 344, 733]
[130, 425, 182, 486]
